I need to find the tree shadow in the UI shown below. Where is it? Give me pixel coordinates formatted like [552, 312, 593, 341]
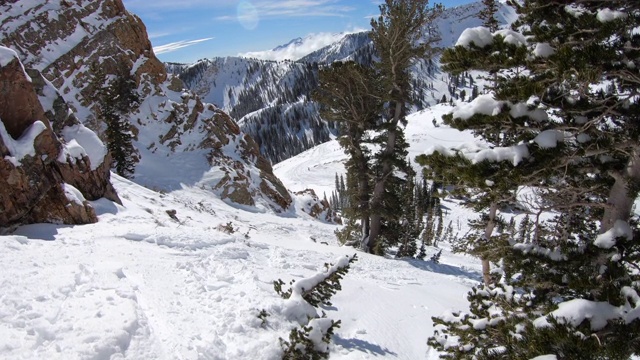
[333, 336, 398, 357]
[90, 198, 121, 216]
[402, 258, 482, 283]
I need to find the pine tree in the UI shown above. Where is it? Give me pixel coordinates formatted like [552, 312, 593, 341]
[99, 74, 139, 178]
[365, 0, 443, 253]
[313, 62, 382, 246]
[428, 1, 640, 358]
[104, 106, 135, 178]
[397, 173, 422, 258]
[478, 0, 499, 32]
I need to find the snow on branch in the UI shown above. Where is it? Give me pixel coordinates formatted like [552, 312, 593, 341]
[451, 94, 548, 122]
[533, 297, 640, 331]
[455, 27, 526, 48]
[597, 8, 627, 23]
[471, 144, 530, 166]
[594, 220, 633, 249]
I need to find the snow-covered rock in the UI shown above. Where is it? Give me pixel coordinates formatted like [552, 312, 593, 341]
[0, 49, 118, 227]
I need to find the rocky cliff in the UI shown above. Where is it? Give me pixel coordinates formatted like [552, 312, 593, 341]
[0, 0, 292, 212]
[0, 46, 119, 228]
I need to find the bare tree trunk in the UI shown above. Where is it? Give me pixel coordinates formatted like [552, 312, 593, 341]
[481, 202, 498, 285]
[601, 149, 640, 233]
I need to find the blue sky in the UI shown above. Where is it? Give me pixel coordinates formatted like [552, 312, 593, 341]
[122, 0, 474, 63]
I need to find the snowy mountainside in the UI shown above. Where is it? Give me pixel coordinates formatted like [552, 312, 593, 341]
[169, 57, 336, 163]
[299, 32, 373, 65]
[435, 1, 517, 48]
[0, 104, 485, 359]
[0, 0, 293, 212]
[171, 1, 514, 164]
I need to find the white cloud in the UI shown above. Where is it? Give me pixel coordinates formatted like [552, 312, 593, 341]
[239, 30, 364, 61]
[123, 0, 235, 10]
[214, 0, 355, 22]
[153, 38, 214, 55]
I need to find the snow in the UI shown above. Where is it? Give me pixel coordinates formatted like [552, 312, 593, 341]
[62, 183, 86, 205]
[564, 5, 588, 18]
[594, 220, 633, 249]
[494, 29, 527, 46]
[471, 144, 530, 166]
[456, 26, 493, 48]
[531, 356, 558, 360]
[0, 120, 47, 166]
[0, 105, 484, 359]
[533, 43, 555, 58]
[0, 45, 31, 81]
[455, 27, 525, 49]
[576, 133, 591, 143]
[597, 8, 627, 23]
[450, 93, 547, 125]
[534, 130, 564, 149]
[0, 45, 19, 67]
[452, 94, 503, 120]
[60, 124, 107, 170]
[533, 299, 621, 331]
[509, 102, 548, 122]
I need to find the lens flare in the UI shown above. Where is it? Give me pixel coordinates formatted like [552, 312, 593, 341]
[237, 1, 259, 30]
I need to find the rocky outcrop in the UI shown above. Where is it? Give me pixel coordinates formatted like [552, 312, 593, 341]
[201, 109, 291, 210]
[0, 0, 293, 213]
[294, 189, 341, 224]
[0, 46, 118, 228]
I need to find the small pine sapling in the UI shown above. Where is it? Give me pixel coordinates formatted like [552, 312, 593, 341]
[273, 254, 357, 359]
[429, 249, 442, 264]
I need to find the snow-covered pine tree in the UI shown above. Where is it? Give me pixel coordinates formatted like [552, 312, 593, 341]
[273, 255, 358, 359]
[365, 0, 443, 253]
[428, 1, 640, 358]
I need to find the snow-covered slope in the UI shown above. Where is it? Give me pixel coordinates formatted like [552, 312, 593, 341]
[0, 104, 484, 359]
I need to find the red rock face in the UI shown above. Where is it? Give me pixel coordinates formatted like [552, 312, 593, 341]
[0, 56, 50, 138]
[0, 52, 119, 228]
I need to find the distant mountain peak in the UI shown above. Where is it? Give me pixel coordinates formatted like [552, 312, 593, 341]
[273, 37, 303, 52]
[240, 30, 365, 62]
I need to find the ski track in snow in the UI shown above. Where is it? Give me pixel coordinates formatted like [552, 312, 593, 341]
[1, 106, 483, 359]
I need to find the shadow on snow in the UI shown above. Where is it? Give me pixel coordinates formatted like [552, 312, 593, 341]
[402, 258, 482, 283]
[334, 336, 398, 357]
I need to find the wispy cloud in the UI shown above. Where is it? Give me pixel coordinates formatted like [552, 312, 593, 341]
[154, 38, 214, 55]
[148, 31, 172, 40]
[215, 0, 355, 21]
[123, 0, 235, 10]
